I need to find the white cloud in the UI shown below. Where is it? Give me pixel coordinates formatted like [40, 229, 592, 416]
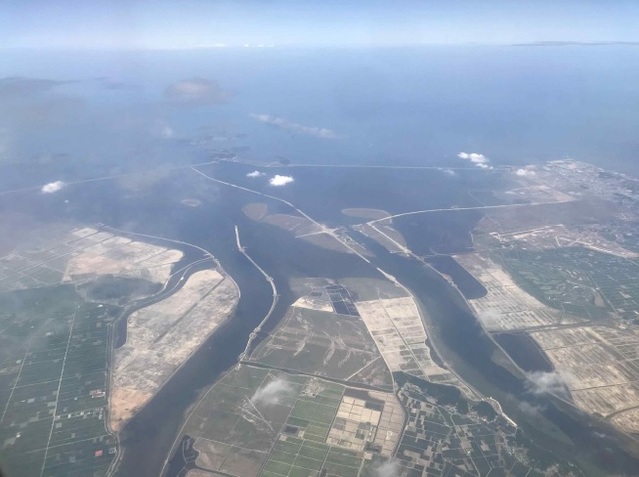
[457, 151, 493, 169]
[439, 168, 457, 177]
[251, 378, 294, 406]
[478, 310, 501, 328]
[518, 401, 544, 417]
[515, 168, 536, 177]
[41, 180, 66, 194]
[526, 370, 573, 397]
[372, 459, 401, 477]
[241, 43, 275, 48]
[150, 121, 176, 139]
[246, 170, 265, 178]
[160, 126, 175, 138]
[457, 152, 488, 164]
[250, 113, 338, 139]
[269, 175, 294, 186]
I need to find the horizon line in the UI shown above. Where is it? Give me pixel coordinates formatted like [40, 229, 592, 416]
[2, 40, 639, 52]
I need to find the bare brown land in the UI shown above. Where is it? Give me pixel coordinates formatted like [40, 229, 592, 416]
[109, 268, 239, 431]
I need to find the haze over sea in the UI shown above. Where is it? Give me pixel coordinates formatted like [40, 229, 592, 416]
[2, 45, 639, 181]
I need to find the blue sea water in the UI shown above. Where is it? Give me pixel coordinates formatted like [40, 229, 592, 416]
[2, 45, 639, 180]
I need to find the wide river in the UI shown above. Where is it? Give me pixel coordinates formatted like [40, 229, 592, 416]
[50, 165, 639, 477]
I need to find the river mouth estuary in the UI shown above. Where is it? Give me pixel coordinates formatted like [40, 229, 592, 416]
[2, 154, 639, 476]
[3, 45, 639, 477]
[101, 162, 639, 476]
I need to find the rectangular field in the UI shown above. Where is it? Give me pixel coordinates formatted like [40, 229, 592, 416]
[178, 366, 403, 477]
[251, 306, 392, 389]
[0, 288, 118, 477]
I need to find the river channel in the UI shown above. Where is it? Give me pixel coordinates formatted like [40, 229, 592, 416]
[53, 166, 639, 476]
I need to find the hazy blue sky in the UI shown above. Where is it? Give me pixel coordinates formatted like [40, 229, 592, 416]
[3, 0, 639, 49]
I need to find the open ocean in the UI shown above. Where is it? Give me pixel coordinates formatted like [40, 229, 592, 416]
[2, 45, 639, 180]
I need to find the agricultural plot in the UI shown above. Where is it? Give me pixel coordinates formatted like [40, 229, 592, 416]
[0, 226, 195, 476]
[0, 226, 183, 293]
[529, 326, 639, 433]
[498, 246, 639, 321]
[260, 379, 402, 477]
[354, 297, 471, 395]
[179, 366, 305, 477]
[457, 249, 639, 434]
[251, 303, 392, 389]
[0, 286, 118, 477]
[455, 180, 639, 440]
[262, 436, 363, 477]
[326, 389, 403, 455]
[175, 366, 402, 477]
[455, 253, 566, 332]
[383, 381, 579, 477]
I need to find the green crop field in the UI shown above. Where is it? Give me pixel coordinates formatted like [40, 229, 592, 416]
[0, 286, 119, 477]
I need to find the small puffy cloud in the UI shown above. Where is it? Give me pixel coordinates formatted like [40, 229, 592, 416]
[164, 78, 229, 106]
[149, 120, 176, 139]
[457, 152, 488, 164]
[269, 175, 294, 186]
[526, 370, 573, 397]
[515, 168, 536, 177]
[246, 170, 265, 178]
[41, 180, 66, 194]
[251, 379, 294, 406]
[478, 310, 501, 329]
[518, 401, 544, 417]
[250, 113, 338, 139]
[159, 126, 175, 138]
[439, 168, 456, 177]
[372, 459, 401, 477]
[457, 151, 493, 169]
